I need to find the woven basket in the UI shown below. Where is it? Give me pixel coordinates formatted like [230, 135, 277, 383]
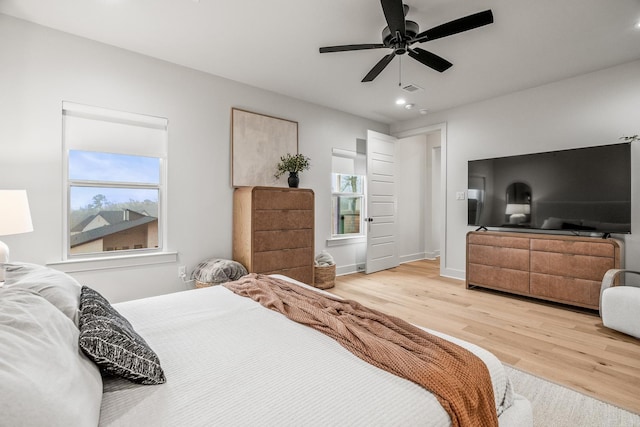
[314, 264, 336, 289]
[195, 280, 216, 289]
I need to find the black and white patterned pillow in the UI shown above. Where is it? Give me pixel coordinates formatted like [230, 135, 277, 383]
[78, 286, 166, 385]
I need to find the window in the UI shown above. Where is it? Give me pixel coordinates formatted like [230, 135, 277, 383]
[62, 102, 168, 258]
[331, 146, 366, 239]
[332, 174, 365, 236]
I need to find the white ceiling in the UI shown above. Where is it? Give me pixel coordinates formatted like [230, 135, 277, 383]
[2, 0, 640, 124]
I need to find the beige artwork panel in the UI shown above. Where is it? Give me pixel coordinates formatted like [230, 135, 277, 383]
[232, 108, 298, 187]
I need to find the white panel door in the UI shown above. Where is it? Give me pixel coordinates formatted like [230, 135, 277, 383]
[365, 130, 399, 274]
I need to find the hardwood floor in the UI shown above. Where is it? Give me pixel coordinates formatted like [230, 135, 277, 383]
[328, 259, 640, 414]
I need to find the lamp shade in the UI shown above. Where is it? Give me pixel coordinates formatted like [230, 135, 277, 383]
[0, 190, 34, 236]
[505, 203, 530, 216]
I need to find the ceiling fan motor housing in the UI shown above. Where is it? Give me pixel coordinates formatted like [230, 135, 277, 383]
[382, 20, 419, 54]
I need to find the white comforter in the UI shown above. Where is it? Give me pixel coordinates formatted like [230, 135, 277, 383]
[100, 276, 531, 426]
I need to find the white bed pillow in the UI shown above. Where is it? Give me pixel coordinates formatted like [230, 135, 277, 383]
[0, 287, 103, 427]
[3, 262, 82, 326]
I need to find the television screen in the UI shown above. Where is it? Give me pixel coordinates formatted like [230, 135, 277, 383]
[467, 143, 631, 234]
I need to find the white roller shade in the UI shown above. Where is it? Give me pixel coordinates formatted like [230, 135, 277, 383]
[331, 148, 367, 176]
[63, 102, 168, 157]
[332, 156, 355, 175]
[331, 148, 357, 175]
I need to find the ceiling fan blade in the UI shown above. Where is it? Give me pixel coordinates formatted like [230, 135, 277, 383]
[408, 48, 452, 73]
[380, 0, 406, 39]
[414, 10, 493, 43]
[362, 53, 396, 82]
[319, 44, 386, 53]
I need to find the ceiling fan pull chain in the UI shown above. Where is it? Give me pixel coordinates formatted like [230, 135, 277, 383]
[398, 55, 402, 87]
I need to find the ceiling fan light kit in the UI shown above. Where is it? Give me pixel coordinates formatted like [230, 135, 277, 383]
[319, 0, 494, 82]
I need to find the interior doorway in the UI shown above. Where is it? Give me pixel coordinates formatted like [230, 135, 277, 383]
[394, 123, 447, 276]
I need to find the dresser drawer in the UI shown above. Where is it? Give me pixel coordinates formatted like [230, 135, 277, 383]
[253, 247, 313, 272]
[253, 210, 313, 231]
[254, 229, 313, 251]
[530, 251, 613, 282]
[253, 188, 313, 210]
[467, 263, 530, 294]
[530, 239, 614, 257]
[262, 266, 314, 285]
[467, 233, 529, 250]
[530, 273, 600, 308]
[468, 244, 529, 271]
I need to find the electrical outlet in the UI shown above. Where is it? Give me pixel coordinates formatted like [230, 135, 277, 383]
[456, 191, 466, 200]
[178, 265, 186, 279]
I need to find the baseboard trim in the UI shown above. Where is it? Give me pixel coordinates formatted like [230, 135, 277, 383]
[399, 253, 426, 264]
[339, 256, 447, 276]
[441, 267, 465, 281]
[336, 264, 364, 276]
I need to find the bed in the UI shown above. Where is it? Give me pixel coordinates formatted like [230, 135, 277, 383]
[0, 263, 532, 427]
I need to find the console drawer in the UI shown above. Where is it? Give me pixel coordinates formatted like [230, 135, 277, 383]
[468, 244, 529, 271]
[530, 273, 600, 308]
[468, 263, 530, 294]
[467, 233, 529, 250]
[530, 239, 614, 257]
[530, 251, 613, 282]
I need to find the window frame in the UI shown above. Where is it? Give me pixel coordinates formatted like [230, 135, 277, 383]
[62, 102, 168, 261]
[330, 173, 366, 239]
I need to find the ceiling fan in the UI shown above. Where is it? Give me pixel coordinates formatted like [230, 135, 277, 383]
[319, 0, 494, 82]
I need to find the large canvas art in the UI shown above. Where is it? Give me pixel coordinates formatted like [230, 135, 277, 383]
[231, 108, 298, 187]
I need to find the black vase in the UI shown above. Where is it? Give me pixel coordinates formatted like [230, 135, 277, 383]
[288, 172, 299, 188]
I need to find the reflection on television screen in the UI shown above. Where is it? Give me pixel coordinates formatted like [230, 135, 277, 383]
[467, 143, 631, 235]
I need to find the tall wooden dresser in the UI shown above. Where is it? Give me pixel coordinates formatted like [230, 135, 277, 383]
[233, 186, 315, 284]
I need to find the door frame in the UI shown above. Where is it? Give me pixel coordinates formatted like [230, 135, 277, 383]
[393, 122, 451, 278]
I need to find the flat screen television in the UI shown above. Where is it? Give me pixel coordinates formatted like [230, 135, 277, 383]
[467, 142, 631, 235]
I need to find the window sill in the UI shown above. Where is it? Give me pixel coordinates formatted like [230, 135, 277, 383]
[326, 236, 366, 247]
[47, 251, 178, 273]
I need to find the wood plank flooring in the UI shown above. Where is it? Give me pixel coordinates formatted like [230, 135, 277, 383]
[328, 259, 640, 414]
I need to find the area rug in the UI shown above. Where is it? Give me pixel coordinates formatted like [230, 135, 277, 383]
[504, 365, 640, 426]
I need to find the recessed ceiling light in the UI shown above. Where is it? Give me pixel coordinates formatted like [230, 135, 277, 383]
[419, 109, 429, 115]
[635, 20, 640, 30]
[404, 103, 415, 110]
[395, 98, 406, 105]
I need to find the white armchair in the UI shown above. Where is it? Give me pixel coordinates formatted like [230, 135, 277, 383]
[600, 269, 640, 339]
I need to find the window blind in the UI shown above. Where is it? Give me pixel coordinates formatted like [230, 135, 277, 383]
[62, 102, 168, 158]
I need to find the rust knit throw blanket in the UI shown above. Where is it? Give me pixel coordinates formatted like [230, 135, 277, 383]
[223, 274, 498, 427]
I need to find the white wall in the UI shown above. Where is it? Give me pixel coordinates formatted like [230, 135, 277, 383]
[395, 133, 442, 262]
[0, 14, 388, 302]
[427, 135, 441, 258]
[397, 134, 427, 263]
[392, 59, 640, 278]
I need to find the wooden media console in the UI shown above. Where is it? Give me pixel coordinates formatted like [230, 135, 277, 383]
[466, 231, 622, 310]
